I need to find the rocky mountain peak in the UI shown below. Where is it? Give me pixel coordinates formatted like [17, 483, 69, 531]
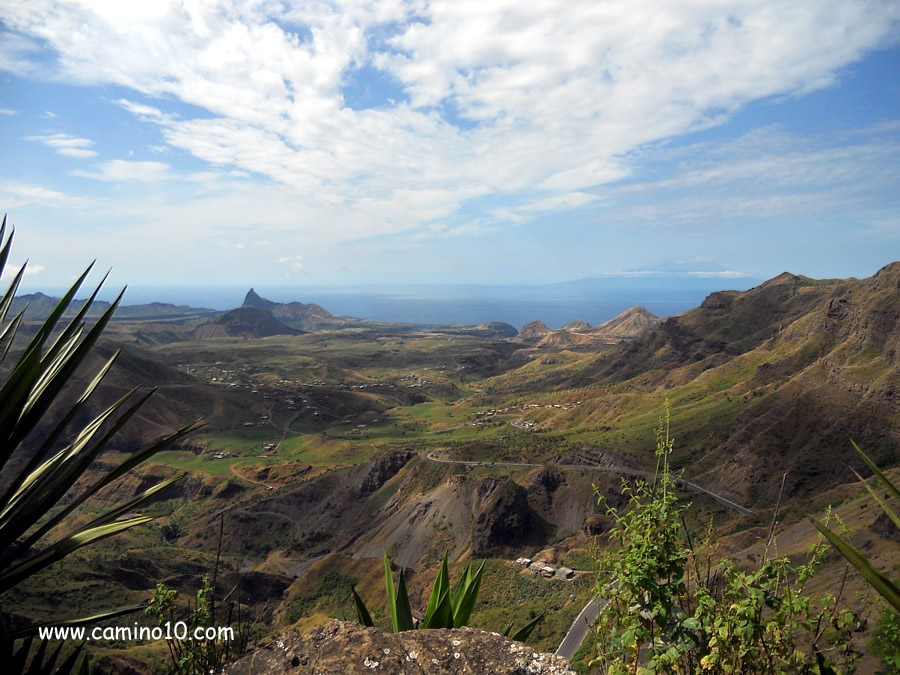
[243, 288, 278, 310]
[519, 320, 552, 341]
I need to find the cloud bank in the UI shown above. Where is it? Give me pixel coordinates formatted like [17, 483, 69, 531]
[3, 1, 898, 241]
[1, 1, 898, 285]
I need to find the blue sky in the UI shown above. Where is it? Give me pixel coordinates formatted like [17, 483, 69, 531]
[0, 0, 898, 289]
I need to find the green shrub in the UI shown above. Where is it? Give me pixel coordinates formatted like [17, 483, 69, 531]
[590, 405, 860, 673]
[871, 606, 900, 673]
[352, 551, 543, 641]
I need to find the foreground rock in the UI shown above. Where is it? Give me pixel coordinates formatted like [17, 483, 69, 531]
[223, 620, 575, 674]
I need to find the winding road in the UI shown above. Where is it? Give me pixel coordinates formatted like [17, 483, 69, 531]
[422, 449, 752, 661]
[424, 451, 751, 516]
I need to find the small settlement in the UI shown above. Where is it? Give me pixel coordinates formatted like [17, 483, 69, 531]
[514, 557, 575, 581]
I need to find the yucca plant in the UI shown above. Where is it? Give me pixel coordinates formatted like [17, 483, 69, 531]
[0, 216, 203, 673]
[351, 551, 543, 641]
[811, 440, 900, 612]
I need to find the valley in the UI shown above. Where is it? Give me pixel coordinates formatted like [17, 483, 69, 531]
[7, 266, 899, 672]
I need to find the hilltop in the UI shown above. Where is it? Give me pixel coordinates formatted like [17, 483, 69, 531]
[519, 320, 552, 342]
[194, 306, 303, 339]
[242, 289, 357, 331]
[518, 306, 660, 349]
[589, 305, 660, 339]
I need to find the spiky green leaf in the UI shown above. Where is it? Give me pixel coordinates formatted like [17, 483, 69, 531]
[10, 604, 148, 640]
[422, 552, 450, 627]
[850, 467, 900, 531]
[350, 586, 374, 627]
[0, 516, 154, 594]
[811, 518, 900, 612]
[394, 569, 415, 631]
[509, 612, 545, 642]
[452, 560, 485, 627]
[383, 551, 397, 631]
[851, 440, 900, 502]
[422, 590, 453, 629]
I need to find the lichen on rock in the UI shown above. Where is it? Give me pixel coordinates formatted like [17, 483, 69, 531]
[222, 620, 575, 674]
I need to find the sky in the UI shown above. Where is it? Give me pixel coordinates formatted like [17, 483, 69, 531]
[1, 0, 899, 290]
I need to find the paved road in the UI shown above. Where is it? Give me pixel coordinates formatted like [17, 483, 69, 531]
[556, 596, 606, 661]
[424, 451, 751, 516]
[424, 450, 752, 660]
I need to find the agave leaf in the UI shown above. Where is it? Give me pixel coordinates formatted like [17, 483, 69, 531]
[11, 636, 33, 674]
[422, 590, 453, 629]
[509, 612, 544, 642]
[0, 388, 145, 549]
[850, 467, 900, 531]
[0, 386, 134, 532]
[26, 638, 53, 675]
[394, 569, 415, 631]
[26, 637, 48, 675]
[383, 551, 397, 632]
[37, 639, 64, 675]
[0, 347, 45, 471]
[452, 560, 485, 627]
[40, 271, 110, 366]
[351, 586, 374, 627]
[57, 419, 204, 520]
[450, 560, 472, 615]
[9, 350, 120, 497]
[2, 386, 146, 530]
[0, 214, 9, 271]
[73, 652, 90, 675]
[10, 604, 147, 640]
[0, 309, 25, 363]
[422, 552, 450, 627]
[0, 263, 26, 331]
[0, 262, 93, 415]
[0, 273, 114, 472]
[811, 518, 900, 612]
[55, 645, 87, 675]
[78, 474, 185, 531]
[7, 286, 124, 457]
[851, 440, 900, 502]
[0, 515, 154, 594]
[501, 619, 514, 637]
[0, 218, 25, 328]
[8, 418, 205, 560]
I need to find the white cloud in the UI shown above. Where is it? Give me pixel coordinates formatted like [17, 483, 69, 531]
[277, 255, 304, 274]
[0, 108, 16, 116]
[1, 262, 45, 280]
[40, 110, 57, 119]
[26, 133, 97, 158]
[1, 0, 898, 246]
[0, 181, 91, 208]
[413, 222, 492, 239]
[70, 159, 171, 182]
[587, 125, 900, 231]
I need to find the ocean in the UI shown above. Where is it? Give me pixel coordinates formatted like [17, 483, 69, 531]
[37, 278, 759, 330]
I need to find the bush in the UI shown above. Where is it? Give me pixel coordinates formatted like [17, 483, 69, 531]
[590, 405, 860, 673]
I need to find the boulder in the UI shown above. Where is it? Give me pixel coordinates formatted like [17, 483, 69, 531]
[223, 620, 575, 674]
